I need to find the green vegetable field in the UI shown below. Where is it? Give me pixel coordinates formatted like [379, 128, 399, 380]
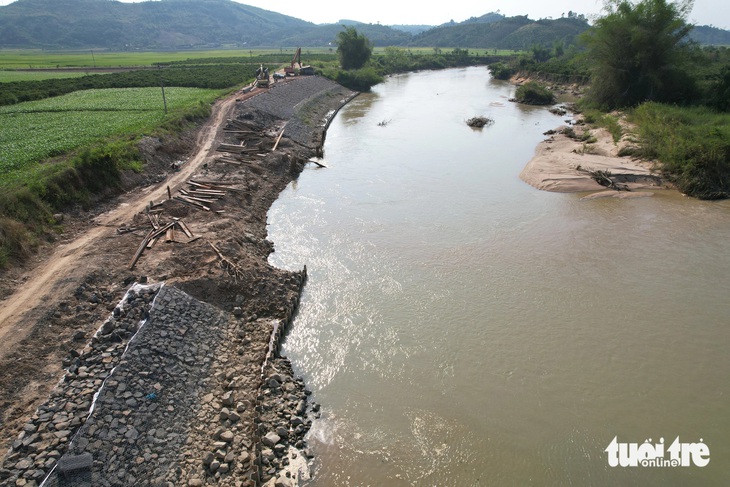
[0, 87, 220, 183]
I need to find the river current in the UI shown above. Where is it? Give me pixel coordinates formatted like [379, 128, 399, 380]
[267, 67, 730, 486]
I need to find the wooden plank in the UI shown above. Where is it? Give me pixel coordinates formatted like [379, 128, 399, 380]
[271, 123, 287, 152]
[149, 222, 176, 240]
[188, 189, 226, 196]
[187, 181, 214, 189]
[177, 220, 194, 238]
[185, 195, 217, 204]
[129, 229, 155, 269]
[176, 196, 210, 211]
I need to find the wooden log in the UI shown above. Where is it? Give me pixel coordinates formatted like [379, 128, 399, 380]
[187, 181, 214, 190]
[173, 196, 205, 211]
[189, 180, 246, 193]
[184, 195, 218, 204]
[190, 179, 239, 186]
[129, 228, 155, 270]
[308, 158, 328, 168]
[149, 222, 176, 241]
[175, 196, 210, 211]
[188, 189, 226, 196]
[272, 123, 287, 152]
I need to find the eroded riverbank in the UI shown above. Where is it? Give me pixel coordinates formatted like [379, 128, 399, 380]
[0, 76, 356, 487]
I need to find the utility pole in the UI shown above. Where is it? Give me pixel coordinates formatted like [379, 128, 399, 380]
[90, 50, 96, 68]
[158, 66, 168, 114]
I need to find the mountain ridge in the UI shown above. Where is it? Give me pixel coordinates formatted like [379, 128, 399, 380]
[1, 0, 728, 50]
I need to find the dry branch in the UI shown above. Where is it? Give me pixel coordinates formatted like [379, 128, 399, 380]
[208, 241, 245, 282]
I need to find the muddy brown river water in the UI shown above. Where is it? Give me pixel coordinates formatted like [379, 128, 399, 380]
[268, 67, 730, 486]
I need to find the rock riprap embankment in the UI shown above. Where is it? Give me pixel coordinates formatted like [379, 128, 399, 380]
[2, 279, 314, 487]
[1, 75, 353, 487]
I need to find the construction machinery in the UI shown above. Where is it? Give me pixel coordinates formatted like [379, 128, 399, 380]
[255, 64, 270, 88]
[284, 47, 314, 76]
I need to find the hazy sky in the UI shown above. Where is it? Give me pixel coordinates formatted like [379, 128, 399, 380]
[0, 0, 728, 29]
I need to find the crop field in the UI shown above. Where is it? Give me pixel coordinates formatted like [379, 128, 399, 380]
[0, 87, 220, 184]
[0, 48, 326, 69]
[0, 70, 89, 82]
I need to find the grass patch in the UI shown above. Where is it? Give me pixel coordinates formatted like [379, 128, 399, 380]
[582, 109, 623, 142]
[630, 102, 730, 199]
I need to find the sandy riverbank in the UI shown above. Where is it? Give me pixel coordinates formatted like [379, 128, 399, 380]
[519, 115, 672, 198]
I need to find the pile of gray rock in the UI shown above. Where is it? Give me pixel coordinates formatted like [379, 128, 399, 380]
[0, 284, 161, 486]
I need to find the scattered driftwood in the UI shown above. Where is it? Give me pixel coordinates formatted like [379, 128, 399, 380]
[466, 116, 494, 128]
[128, 178, 249, 269]
[208, 241, 244, 282]
[128, 218, 198, 269]
[577, 166, 630, 191]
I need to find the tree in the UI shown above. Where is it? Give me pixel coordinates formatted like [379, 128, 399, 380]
[581, 0, 698, 108]
[336, 26, 373, 70]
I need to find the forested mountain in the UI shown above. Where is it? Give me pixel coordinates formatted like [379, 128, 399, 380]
[690, 25, 730, 45]
[284, 22, 411, 48]
[408, 16, 591, 49]
[0, 0, 314, 49]
[0, 0, 727, 50]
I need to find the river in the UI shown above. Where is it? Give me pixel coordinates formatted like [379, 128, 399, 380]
[267, 67, 730, 486]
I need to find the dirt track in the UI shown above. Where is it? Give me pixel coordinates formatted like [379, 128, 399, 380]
[0, 94, 236, 357]
[0, 76, 356, 467]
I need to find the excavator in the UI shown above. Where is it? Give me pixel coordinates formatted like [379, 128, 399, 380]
[254, 64, 270, 88]
[284, 47, 314, 76]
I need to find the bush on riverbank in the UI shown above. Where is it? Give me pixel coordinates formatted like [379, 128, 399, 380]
[514, 81, 556, 105]
[321, 66, 384, 92]
[630, 102, 730, 199]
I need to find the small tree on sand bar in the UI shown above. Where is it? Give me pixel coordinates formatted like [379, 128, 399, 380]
[336, 26, 373, 70]
[581, 0, 698, 109]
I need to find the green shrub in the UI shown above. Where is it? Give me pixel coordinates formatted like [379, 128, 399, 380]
[330, 67, 384, 92]
[514, 81, 556, 105]
[583, 109, 623, 142]
[488, 62, 516, 80]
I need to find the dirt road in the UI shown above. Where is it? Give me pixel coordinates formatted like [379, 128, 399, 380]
[0, 94, 237, 356]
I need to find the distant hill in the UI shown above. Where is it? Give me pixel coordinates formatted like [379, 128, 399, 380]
[409, 16, 591, 49]
[462, 12, 507, 25]
[283, 23, 411, 47]
[0, 1, 727, 50]
[0, 0, 314, 49]
[690, 25, 730, 45]
[388, 25, 434, 36]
